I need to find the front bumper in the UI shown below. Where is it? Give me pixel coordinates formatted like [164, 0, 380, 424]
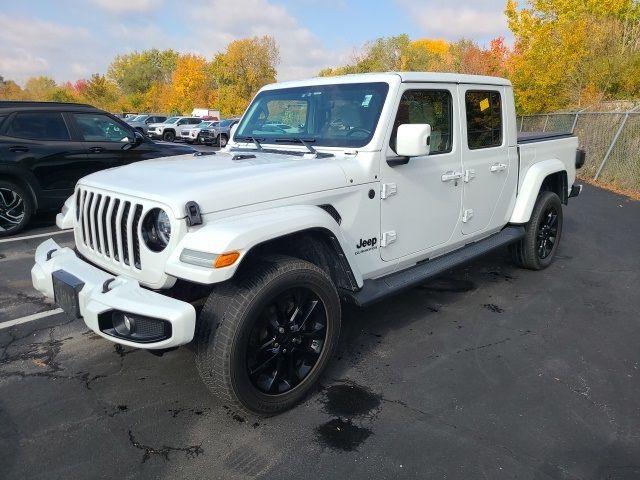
[31, 239, 196, 349]
[147, 131, 163, 139]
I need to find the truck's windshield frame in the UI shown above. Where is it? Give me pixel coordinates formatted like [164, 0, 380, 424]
[235, 82, 389, 148]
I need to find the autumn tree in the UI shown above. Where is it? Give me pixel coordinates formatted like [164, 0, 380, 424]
[212, 35, 280, 115]
[506, 0, 640, 113]
[164, 54, 216, 114]
[82, 74, 119, 110]
[0, 77, 23, 100]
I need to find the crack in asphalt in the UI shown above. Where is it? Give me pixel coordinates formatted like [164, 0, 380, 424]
[128, 430, 204, 463]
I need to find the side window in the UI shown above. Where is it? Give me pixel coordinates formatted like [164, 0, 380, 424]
[189, 118, 201, 124]
[390, 90, 452, 155]
[73, 113, 133, 142]
[177, 119, 187, 126]
[6, 112, 70, 141]
[465, 90, 502, 149]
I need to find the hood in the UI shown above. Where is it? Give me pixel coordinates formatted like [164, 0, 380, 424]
[148, 122, 172, 129]
[80, 150, 349, 218]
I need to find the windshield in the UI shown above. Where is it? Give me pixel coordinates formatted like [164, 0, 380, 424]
[219, 119, 235, 127]
[164, 117, 179, 124]
[234, 82, 389, 148]
[129, 115, 145, 122]
[197, 121, 212, 128]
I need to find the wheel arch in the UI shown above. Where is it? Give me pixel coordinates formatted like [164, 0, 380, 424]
[238, 227, 360, 293]
[510, 159, 568, 224]
[165, 205, 363, 290]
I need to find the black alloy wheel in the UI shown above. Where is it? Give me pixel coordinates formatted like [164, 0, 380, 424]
[162, 130, 176, 142]
[510, 190, 563, 270]
[536, 206, 559, 259]
[246, 287, 327, 395]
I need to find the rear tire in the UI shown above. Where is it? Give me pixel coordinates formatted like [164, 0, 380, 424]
[0, 180, 33, 238]
[510, 191, 563, 270]
[162, 130, 176, 142]
[195, 255, 341, 415]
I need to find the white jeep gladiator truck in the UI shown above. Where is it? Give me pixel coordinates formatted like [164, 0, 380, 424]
[31, 72, 584, 415]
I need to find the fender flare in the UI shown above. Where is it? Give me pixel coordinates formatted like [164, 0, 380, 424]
[510, 158, 566, 224]
[165, 205, 363, 287]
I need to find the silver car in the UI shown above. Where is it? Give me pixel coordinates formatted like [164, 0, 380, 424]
[127, 114, 167, 135]
[179, 121, 219, 144]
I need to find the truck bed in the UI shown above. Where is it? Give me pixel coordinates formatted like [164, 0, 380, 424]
[517, 132, 574, 144]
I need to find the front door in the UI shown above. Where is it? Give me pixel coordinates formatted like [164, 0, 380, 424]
[459, 86, 510, 235]
[380, 84, 462, 261]
[70, 112, 143, 169]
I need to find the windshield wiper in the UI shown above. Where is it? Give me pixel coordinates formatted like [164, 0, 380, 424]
[274, 137, 317, 154]
[235, 136, 264, 150]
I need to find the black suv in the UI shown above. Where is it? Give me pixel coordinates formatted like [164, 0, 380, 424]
[0, 101, 195, 237]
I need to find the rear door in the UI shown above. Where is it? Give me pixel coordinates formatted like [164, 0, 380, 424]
[0, 111, 87, 193]
[459, 86, 511, 235]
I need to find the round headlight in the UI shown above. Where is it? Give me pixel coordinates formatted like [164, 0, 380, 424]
[142, 208, 171, 252]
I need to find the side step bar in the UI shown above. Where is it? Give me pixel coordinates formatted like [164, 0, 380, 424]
[344, 226, 525, 307]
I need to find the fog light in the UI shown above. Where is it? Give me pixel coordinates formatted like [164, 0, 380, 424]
[98, 310, 172, 343]
[113, 311, 135, 336]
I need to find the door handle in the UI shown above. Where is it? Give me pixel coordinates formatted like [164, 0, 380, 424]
[9, 146, 29, 153]
[89, 147, 105, 153]
[490, 163, 507, 172]
[441, 171, 463, 182]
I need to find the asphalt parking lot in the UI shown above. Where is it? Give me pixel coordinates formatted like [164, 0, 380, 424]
[1, 181, 638, 480]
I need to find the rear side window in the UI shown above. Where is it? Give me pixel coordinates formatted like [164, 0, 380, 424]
[465, 90, 502, 149]
[6, 112, 70, 141]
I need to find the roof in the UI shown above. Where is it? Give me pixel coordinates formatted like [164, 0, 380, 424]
[262, 72, 511, 91]
[0, 101, 98, 111]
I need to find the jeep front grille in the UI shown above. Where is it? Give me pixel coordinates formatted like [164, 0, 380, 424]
[76, 188, 143, 270]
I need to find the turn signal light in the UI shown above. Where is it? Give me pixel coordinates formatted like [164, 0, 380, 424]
[214, 251, 240, 268]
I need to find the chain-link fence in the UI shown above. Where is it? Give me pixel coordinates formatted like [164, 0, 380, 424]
[518, 109, 640, 195]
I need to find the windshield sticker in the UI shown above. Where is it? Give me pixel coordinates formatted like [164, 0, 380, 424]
[479, 98, 490, 111]
[362, 94, 373, 107]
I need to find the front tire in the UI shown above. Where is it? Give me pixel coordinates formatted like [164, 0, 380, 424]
[218, 134, 228, 148]
[162, 130, 176, 142]
[195, 255, 341, 415]
[0, 180, 33, 237]
[511, 191, 563, 270]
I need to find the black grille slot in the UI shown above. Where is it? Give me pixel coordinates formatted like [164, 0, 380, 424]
[86, 192, 95, 248]
[101, 196, 111, 256]
[75, 190, 81, 220]
[132, 205, 143, 269]
[121, 201, 131, 265]
[94, 194, 102, 253]
[80, 190, 88, 244]
[111, 199, 120, 261]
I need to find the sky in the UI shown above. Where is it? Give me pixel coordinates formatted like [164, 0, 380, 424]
[0, 0, 513, 85]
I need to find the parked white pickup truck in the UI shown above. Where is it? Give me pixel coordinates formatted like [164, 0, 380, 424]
[32, 72, 584, 415]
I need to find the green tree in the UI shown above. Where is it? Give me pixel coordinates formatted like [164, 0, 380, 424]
[107, 49, 179, 96]
[24, 76, 57, 100]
